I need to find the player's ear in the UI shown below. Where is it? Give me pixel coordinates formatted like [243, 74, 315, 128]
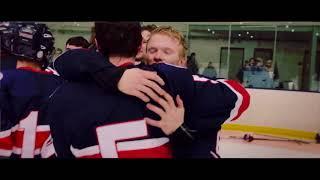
[179, 57, 187, 67]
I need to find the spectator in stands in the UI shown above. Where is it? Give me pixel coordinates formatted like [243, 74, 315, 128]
[202, 61, 217, 79]
[187, 52, 199, 74]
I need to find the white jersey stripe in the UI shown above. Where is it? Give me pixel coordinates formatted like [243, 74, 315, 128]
[70, 137, 170, 158]
[70, 145, 100, 158]
[0, 129, 12, 138]
[0, 124, 49, 138]
[0, 149, 12, 157]
[192, 75, 219, 84]
[0, 124, 20, 138]
[215, 130, 221, 155]
[12, 147, 41, 156]
[210, 151, 219, 158]
[46, 67, 60, 76]
[117, 137, 169, 151]
[36, 125, 50, 132]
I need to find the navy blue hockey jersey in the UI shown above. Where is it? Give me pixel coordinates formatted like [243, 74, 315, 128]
[0, 53, 18, 71]
[147, 63, 250, 158]
[46, 49, 250, 158]
[0, 67, 63, 158]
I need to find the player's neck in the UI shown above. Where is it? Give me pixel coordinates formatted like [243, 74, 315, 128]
[109, 56, 135, 67]
[16, 60, 41, 71]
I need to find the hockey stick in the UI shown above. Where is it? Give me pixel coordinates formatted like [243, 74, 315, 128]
[227, 134, 311, 144]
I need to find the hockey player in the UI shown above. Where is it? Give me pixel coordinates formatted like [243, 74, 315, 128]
[146, 26, 234, 158]
[0, 22, 62, 158]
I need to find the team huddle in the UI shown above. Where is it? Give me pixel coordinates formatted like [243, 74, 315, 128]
[0, 22, 250, 158]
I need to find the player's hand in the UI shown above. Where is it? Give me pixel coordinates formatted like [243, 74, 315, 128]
[145, 94, 184, 135]
[118, 68, 166, 103]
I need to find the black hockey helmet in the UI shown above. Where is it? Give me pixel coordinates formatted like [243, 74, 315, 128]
[0, 22, 55, 69]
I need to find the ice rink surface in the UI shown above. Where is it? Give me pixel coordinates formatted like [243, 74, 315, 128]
[219, 130, 320, 158]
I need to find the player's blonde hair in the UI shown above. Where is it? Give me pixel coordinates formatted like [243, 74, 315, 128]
[150, 26, 188, 58]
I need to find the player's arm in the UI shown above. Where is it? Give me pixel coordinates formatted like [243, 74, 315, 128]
[190, 75, 250, 132]
[53, 49, 166, 103]
[152, 63, 250, 133]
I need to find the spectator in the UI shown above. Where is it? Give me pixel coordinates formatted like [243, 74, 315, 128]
[236, 60, 249, 83]
[202, 61, 217, 79]
[187, 52, 199, 74]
